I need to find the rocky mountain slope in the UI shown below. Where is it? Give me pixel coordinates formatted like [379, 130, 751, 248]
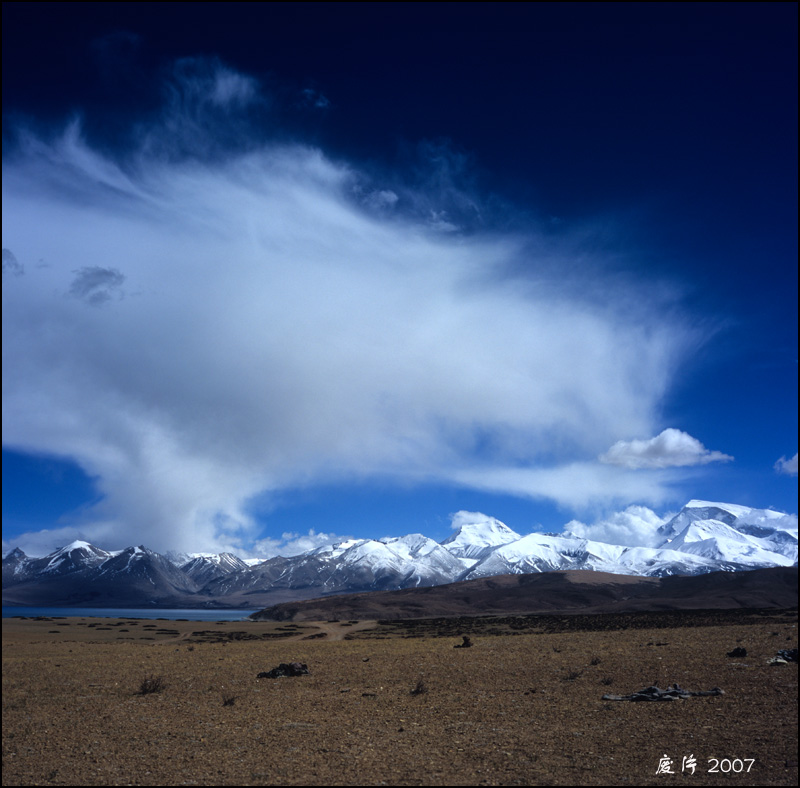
[249, 565, 799, 621]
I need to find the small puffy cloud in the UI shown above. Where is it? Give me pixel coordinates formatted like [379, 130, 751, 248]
[599, 428, 733, 470]
[210, 69, 258, 107]
[171, 57, 258, 109]
[564, 505, 671, 547]
[362, 189, 399, 212]
[775, 452, 798, 476]
[449, 510, 496, 530]
[68, 266, 125, 306]
[3, 248, 24, 277]
[427, 210, 459, 232]
[300, 87, 330, 110]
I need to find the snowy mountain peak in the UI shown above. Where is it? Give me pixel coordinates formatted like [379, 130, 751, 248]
[42, 540, 111, 574]
[381, 533, 440, 558]
[441, 512, 522, 560]
[180, 552, 249, 585]
[657, 500, 794, 545]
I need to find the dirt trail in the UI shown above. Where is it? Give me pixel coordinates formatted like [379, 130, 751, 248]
[300, 620, 378, 640]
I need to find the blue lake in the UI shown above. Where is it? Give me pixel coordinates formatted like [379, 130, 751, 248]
[2, 606, 259, 621]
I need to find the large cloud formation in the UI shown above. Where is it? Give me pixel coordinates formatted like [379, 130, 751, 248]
[2, 61, 702, 554]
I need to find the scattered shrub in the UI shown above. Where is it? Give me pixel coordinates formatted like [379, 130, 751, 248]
[410, 678, 427, 695]
[138, 675, 166, 695]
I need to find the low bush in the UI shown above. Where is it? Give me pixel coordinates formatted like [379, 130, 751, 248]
[138, 675, 166, 695]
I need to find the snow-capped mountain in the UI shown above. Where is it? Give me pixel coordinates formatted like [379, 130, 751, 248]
[462, 532, 727, 579]
[32, 540, 114, 576]
[3, 544, 199, 606]
[458, 502, 796, 579]
[1, 547, 33, 587]
[312, 534, 467, 591]
[93, 546, 199, 592]
[657, 500, 796, 547]
[663, 519, 791, 566]
[3, 500, 796, 608]
[656, 500, 797, 564]
[3, 540, 116, 590]
[180, 552, 249, 586]
[441, 515, 522, 565]
[199, 534, 467, 604]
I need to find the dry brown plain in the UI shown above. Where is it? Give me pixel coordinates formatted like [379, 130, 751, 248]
[2, 611, 797, 786]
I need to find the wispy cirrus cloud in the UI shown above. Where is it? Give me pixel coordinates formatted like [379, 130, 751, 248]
[2, 58, 706, 554]
[450, 461, 683, 512]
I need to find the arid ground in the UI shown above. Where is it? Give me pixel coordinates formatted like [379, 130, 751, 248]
[2, 610, 797, 786]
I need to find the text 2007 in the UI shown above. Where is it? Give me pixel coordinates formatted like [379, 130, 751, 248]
[708, 758, 755, 773]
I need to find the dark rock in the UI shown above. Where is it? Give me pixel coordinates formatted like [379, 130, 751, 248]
[603, 684, 724, 702]
[727, 647, 747, 658]
[257, 662, 311, 678]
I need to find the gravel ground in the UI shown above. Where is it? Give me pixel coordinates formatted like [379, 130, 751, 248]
[2, 611, 797, 786]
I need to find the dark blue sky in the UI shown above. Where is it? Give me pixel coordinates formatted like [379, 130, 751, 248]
[2, 3, 797, 556]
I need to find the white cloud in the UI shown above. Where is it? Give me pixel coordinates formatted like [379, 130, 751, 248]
[250, 529, 345, 559]
[2, 61, 704, 554]
[362, 189, 399, 212]
[775, 452, 798, 476]
[564, 505, 671, 547]
[3, 248, 23, 276]
[599, 428, 733, 470]
[2, 524, 120, 559]
[68, 266, 126, 306]
[300, 87, 330, 110]
[428, 210, 459, 232]
[209, 67, 258, 107]
[168, 57, 259, 110]
[451, 462, 681, 511]
[449, 510, 497, 530]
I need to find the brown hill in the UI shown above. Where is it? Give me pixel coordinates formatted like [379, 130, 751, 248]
[250, 565, 798, 621]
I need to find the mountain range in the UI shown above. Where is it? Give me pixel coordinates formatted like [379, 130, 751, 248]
[2, 500, 797, 609]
